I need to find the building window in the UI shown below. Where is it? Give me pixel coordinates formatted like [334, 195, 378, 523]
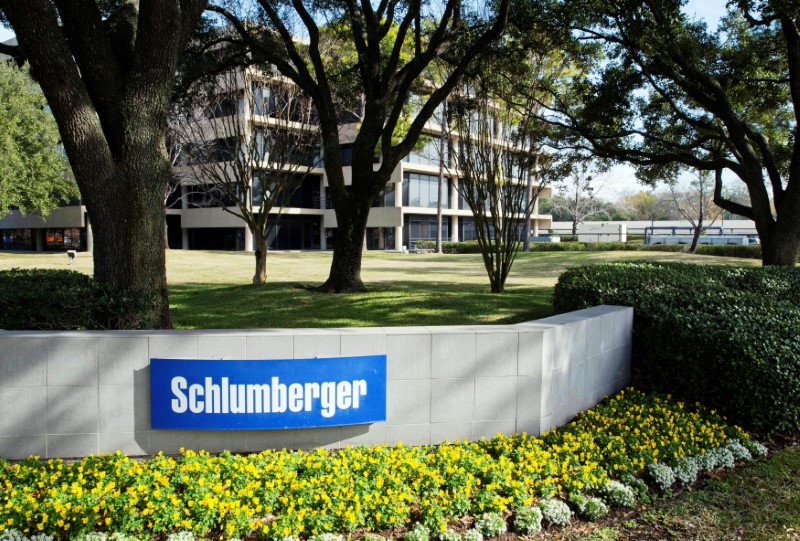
[403, 214, 449, 247]
[372, 184, 395, 207]
[403, 172, 449, 209]
[404, 136, 442, 166]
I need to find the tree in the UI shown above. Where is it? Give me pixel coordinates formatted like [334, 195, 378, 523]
[0, 61, 77, 217]
[621, 191, 661, 222]
[533, 0, 800, 265]
[208, 0, 510, 292]
[0, 0, 208, 328]
[666, 171, 723, 252]
[445, 73, 551, 293]
[173, 68, 320, 284]
[549, 162, 606, 235]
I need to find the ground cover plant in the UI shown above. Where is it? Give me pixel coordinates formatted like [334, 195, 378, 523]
[553, 261, 800, 435]
[0, 389, 764, 541]
[0, 250, 758, 329]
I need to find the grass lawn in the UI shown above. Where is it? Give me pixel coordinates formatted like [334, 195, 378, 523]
[0, 249, 760, 328]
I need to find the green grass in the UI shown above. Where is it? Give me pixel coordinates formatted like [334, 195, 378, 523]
[555, 444, 800, 541]
[0, 249, 761, 328]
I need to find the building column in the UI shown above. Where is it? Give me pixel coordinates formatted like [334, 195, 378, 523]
[395, 179, 405, 251]
[449, 176, 459, 210]
[450, 216, 459, 242]
[244, 227, 254, 252]
[181, 228, 189, 250]
[35, 229, 45, 251]
[320, 219, 327, 250]
[85, 214, 94, 252]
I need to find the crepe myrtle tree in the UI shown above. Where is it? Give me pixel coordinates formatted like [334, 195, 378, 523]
[172, 68, 321, 284]
[0, 0, 209, 328]
[530, 0, 800, 265]
[445, 81, 553, 293]
[206, 0, 511, 292]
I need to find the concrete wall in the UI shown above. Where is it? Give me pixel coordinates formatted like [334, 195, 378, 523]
[576, 223, 627, 243]
[0, 305, 631, 459]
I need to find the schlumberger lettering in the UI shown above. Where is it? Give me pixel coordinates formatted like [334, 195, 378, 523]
[150, 356, 387, 430]
[170, 376, 367, 418]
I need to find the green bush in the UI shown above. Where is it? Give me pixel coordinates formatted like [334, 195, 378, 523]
[414, 239, 759, 258]
[0, 268, 152, 330]
[553, 261, 800, 435]
[695, 244, 762, 259]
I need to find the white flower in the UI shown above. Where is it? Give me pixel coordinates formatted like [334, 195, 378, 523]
[602, 480, 636, 508]
[474, 513, 507, 537]
[539, 498, 572, 526]
[514, 505, 543, 534]
[647, 462, 675, 492]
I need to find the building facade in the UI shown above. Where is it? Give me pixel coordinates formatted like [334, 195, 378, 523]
[0, 69, 552, 252]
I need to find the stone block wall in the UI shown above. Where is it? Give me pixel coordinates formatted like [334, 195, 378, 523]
[0, 305, 632, 459]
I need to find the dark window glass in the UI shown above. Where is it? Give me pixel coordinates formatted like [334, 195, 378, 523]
[403, 172, 449, 209]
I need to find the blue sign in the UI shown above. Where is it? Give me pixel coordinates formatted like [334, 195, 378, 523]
[150, 355, 386, 430]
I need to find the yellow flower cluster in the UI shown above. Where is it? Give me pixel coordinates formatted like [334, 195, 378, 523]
[0, 388, 746, 540]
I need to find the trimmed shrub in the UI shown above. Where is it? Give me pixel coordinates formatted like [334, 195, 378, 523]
[695, 244, 762, 259]
[552, 261, 800, 434]
[0, 269, 151, 330]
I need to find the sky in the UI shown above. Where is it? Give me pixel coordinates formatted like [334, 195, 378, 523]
[0, 1, 730, 201]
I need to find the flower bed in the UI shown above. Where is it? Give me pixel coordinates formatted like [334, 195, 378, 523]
[0, 389, 766, 541]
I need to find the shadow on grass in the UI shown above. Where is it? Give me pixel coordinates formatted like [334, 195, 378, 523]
[169, 280, 554, 329]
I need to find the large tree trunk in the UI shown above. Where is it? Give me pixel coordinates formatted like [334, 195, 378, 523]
[90, 169, 171, 328]
[0, 0, 208, 329]
[761, 221, 800, 265]
[253, 231, 268, 285]
[82, 121, 174, 328]
[318, 196, 371, 292]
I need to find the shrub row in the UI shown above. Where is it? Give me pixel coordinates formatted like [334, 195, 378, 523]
[0, 269, 152, 330]
[0, 389, 755, 540]
[553, 261, 800, 434]
[413, 240, 761, 258]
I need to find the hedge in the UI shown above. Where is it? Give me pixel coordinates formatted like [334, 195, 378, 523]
[414, 240, 687, 254]
[0, 268, 152, 330]
[552, 261, 800, 435]
[414, 240, 766, 259]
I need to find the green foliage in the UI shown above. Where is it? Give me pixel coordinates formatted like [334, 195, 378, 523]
[414, 240, 725, 255]
[553, 261, 800, 434]
[473, 513, 506, 537]
[569, 493, 609, 521]
[694, 244, 762, 259]
[513, 505, 542, 534]
[0, 269, 152, 330]
[0, 61, 77, 217]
